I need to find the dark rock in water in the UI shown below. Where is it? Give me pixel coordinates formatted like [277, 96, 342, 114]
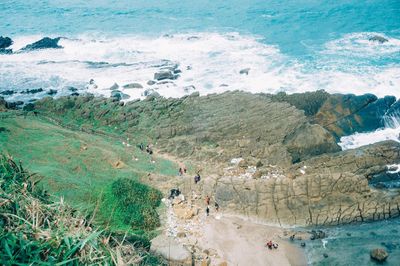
[111, 90, 130, 100]
[370, 248, 388, 262]
[109, 83, 119, 90]
[21, 37, 62, 50]
[390, 229, 398, 234]
[23, 103, 35, 112]
[154, 70, 177, 81]
[70, 92, 80, 96]
[147, 80, 156, 86]
[0, 36, 13, 49]
[67, 86, 78, 92]
[123, 83, 143, 89]
[309, 230, 327, 240]
[0, 48, 12, 54]
[369, 35, 388, 43]
[346, 233, 352, 237]
[370, 231, 377, 236]
[21, 88, 44, 94]
[142, 89, 159, 97]
[0, 90, 15, 96]
[239, 68, 250, 75]
[300, 242, 306, 247]
[0, 127, 9, 133]
[173, 69, 182, 74]
[47, 89, 58, 96]
[14, 101, 24, 106]
[323, 253, 329, 258]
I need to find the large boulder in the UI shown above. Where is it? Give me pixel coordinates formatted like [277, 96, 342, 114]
[21, 37, 62, 50]
[0, 36, 13, 49]
[369, 35, 388, 43]
[204, 141, 400, 226]
[154, 70, 177, 81]
[283, 124, 341, 163]
[314, 94, 397, 138]
[370, 248, 388, 262]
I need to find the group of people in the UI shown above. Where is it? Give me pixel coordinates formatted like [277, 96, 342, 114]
[205, 195, 219, 216]
[265, 240, 279, 249]
[138, 143, 153, 155]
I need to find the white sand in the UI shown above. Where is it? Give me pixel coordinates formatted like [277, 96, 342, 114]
[195, 214, 307, 266]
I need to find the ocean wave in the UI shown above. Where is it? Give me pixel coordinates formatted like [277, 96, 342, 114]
[1, 32, 400, 103]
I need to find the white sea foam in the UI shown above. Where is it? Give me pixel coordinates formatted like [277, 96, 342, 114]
[1, 32, 400, 103]
[339, 115, 400, 150]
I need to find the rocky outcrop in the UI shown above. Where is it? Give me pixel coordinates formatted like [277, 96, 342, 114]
[0, 36, 13, 54]
[21, 37, 62, 50]
[313, 94, 397, 138]
[369, 35, 388, 43]
[33, 91, 340, 166]
[30, 92, 400, 226]
[200, 141, 400, 226]
[370, 248, 389, 262]
[0, 36, 13, 49]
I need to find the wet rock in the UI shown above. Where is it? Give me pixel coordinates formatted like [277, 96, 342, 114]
[369, 35, 388, 43]
[47, 89, 58, 96]
[300, 242, 306, 247]
[370, 248, 388, 262]
[70, 92, 80, 96]
[67, 86, 78, 92]
[108, 83, 119, 90]
[147, 80, 156, 86]
[323, 253, 329, 258]
[0, 90, 15, 96]
[21, 37, 62, 50]
[0, 36, 13, 49]
[239, 68, 250, 75]
[123, 83, 143, 89]
[21, 88, 44, 94]
[142, 89, 159, 97]
[111, 90, 130, 100]
[154, 70, 177, 81]
[309, 230, 326, 240]
[0, 48, 12, 54]
[314, 93, 396, 138]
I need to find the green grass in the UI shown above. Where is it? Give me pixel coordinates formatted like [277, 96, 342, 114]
[0, 115, 177, 233]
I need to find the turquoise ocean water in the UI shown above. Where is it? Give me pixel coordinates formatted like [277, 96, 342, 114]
[1, 0, 400, 101]
[1, 1, 400, 264]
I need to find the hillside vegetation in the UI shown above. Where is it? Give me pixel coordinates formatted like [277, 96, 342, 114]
[0, 154, 166, 265]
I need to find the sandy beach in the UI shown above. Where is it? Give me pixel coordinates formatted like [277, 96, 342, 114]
[196, 214, 307, 266]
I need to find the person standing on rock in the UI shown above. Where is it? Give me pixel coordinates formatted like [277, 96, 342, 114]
[194, 173, 201, 184]
[205, 195, 210, 205]
[215, 202, 219, 212]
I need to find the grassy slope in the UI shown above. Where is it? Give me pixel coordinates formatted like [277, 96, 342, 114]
[0, 115, 177, 233]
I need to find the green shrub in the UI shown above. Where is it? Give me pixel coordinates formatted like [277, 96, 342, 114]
[110, 178, 163, 231]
